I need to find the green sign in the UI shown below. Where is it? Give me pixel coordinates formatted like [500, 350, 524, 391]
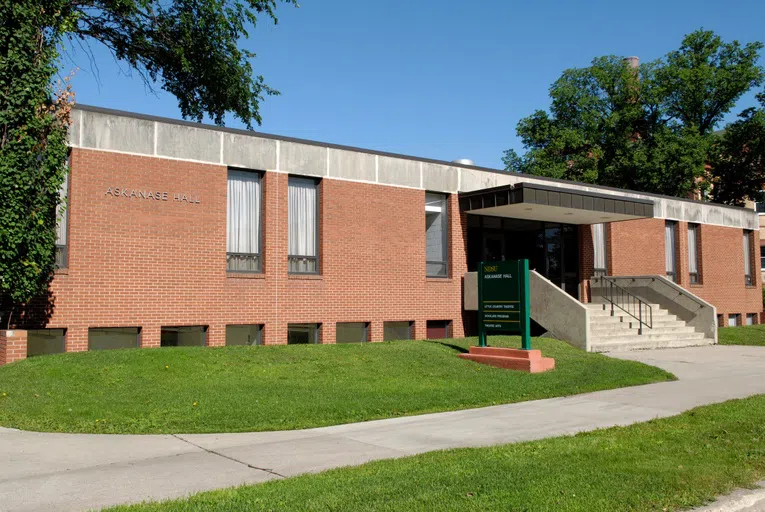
[477, 259, 531, 350]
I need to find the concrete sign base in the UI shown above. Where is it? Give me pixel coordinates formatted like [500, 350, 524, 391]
[459, 346, 555, 373]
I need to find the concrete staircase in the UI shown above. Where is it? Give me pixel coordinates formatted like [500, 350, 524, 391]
[587, 302, 715, 352]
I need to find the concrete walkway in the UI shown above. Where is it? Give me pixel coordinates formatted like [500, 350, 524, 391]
[1, 345, 764, 512]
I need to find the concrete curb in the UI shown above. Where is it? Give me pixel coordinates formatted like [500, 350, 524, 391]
[691, 481, 765, 512]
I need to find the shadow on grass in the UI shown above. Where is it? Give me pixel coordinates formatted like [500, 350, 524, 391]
[423, 340, 469, 354]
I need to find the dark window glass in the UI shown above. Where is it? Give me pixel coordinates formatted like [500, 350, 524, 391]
[744, 230, 754, 285]
[88, 327, 140, 350]
[288, 324, 319, 344]
[426, 320, 451, 339]
[425, 192, 448, 277]
[383, 321, 413, 341]
[55, 171, 69, 269]
[27, 329, 66, 357]
[160, 326, 207, 347]
[336, 323, 368, 343]
[226, 325, 263, 346]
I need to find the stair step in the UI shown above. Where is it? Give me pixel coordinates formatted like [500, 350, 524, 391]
[588, 312, 679, 323]
[590, 331, 705, 343]
[591, 337, 715, 353]
[590, 324, 695, 335]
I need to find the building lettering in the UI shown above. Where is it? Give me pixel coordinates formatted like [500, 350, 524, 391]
[105, 188, 199, 204]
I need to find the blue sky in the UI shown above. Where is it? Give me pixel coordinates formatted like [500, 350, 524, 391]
[64, 0, 765, 169]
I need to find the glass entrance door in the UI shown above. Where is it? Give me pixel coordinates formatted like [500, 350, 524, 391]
[467, 216, 580, 298]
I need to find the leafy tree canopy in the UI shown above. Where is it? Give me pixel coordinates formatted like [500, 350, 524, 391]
[505, 29, 764, 200]
[1, 0, 295, 321]
[708, 93, 765, 205]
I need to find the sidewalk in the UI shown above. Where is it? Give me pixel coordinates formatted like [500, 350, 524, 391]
[1, 345, 764, 512]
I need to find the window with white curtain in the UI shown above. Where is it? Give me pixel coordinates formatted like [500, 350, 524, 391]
[743, 230, 753, 286]
[592, 223, 607, 276]
[425, 192, 448, 277]
[665, 221, 677, 282]
[288, 177, 319, 273]
[55, 171, 69, 269]
[688, 224, 700, 284]
[227, 169, 262, 272]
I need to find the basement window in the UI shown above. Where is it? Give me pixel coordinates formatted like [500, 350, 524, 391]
[226, 324, 263, 346]
[160, 326, 207, 347]
[336, 322, 369, 344]
[288, 324, 320, 344]
[27, 329, 66, 357]
[383, 321, 413, 341]
[88, 327, 140, 350]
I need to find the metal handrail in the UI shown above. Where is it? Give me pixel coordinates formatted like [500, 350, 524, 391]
[593, 277, 653, 335]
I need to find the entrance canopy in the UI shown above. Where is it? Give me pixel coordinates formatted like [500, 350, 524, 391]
[459, 182, 654, 224]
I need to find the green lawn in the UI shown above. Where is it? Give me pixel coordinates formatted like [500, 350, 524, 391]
[109, 395, 765, 512]
[0, 336, 673, 434]
[719, 324, 765, 346]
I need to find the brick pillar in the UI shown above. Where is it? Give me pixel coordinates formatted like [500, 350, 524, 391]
[321, 322, 336, 344]
[141, 325, 161, 348]
[676, 222, 689, 287]
[207, 324, 226, 347]
[66, 326, 88, 352]
[369, 322, 384, 342]
[0, 330, 27, 365]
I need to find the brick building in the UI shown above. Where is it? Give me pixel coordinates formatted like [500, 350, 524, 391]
[0, 105, 761, 363]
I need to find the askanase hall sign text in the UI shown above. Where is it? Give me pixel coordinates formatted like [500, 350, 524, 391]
[105, 187, 201, 204]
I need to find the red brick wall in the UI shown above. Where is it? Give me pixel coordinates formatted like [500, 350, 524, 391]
[608, 218, 763, 324]
[31, 148, 467, 348]
[16, 148, 763, 350]
[0, 330, 27, 366]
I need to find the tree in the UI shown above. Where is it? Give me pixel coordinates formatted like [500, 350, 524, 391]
[0, 0, 295, 323]
[708, 93, 765, 205]
[506, 30, 764, 199]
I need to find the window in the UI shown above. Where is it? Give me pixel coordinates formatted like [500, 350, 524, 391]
[425, 193, 448, 277]
[227, 170, 262, 272]
[88, 327, 140, 350]
[746, 313, 756, 326]
[592, 223, 608, 276]
[288, 177, 319, 273]
[288, 324, 320, 344]
[688, 224, 701, 284]
[665, 221, 677, 282]
[27, 329, 66, 357]
[226, 324, 263, 346]
[728, 314, 741, 327]
[716, 314, 722, 328]
[55, 172, 69, 268]
[160, 326, 207, 347]
[761, 245, 765, 270]
[383, 321, 413, 341]
[426, 320, 452, 339]
[744, 230, 754, 286]
[336, 322, 369, 343]
[754, 191, 765, 213]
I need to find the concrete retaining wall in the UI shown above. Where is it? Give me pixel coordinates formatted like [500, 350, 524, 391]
[463, 271, 590, 351]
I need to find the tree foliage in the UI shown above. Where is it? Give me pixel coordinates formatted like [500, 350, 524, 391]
[1, 0, 295, 319]
[506, 30, 764, 200]
[0, 1, 72, 315]
[708, 93, 765, 205]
